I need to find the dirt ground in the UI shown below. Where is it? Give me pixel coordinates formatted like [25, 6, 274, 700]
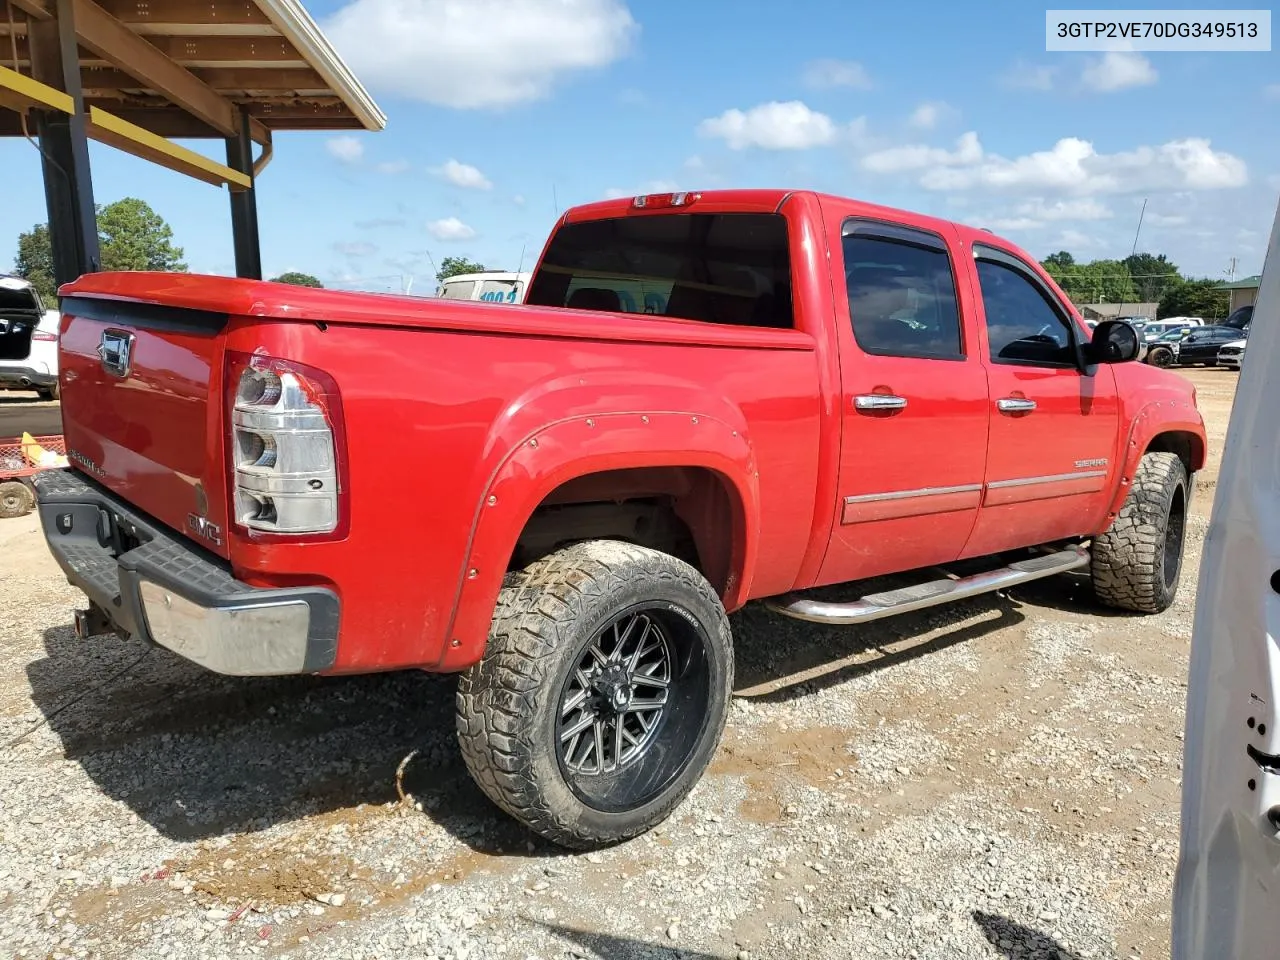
[0, 368, 1240, 960]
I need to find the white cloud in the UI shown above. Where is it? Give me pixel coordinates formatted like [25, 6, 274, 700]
[325, 136, 364, 164]
[908, 101, 955, 130]
[1146, 212, 1188, 227]
[698, 101, 837, 150]
[1013, 197, 1113, 221]
[324, 0, 636, 109]
[989, 217, 1043, 231]
[1001, 60, 1057, 91]
[868, 134, 1246, 195]
[1080, 51, 1157, 92]
[512, 194, 527, 207]
[376, 159, 410, 175]
[862, 131, 983, 172]
[1265, 84, 1280, 100]
[802, 59, 872, 90]
[427, 217, 477, 241]
[684, 155, 705, 170]
[433, 159, 493, 190]
[333, 241, 378, 257]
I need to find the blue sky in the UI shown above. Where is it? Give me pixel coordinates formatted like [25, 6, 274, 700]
[3, 0, 1278, 289]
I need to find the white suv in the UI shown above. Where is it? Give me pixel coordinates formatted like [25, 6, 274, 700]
[0, 276, 59, 401]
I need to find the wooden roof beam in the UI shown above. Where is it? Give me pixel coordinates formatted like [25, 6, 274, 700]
[8, 0, 53, 20]
[70, 0, 270, 144]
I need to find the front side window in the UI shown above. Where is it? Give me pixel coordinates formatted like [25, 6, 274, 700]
[842, 222, 963, 360]
[975, 254, 1077, 367]
[525, 213, 794, 329]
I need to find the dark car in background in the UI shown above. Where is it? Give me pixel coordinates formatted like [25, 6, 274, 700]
[1170, 323, 1248, 366]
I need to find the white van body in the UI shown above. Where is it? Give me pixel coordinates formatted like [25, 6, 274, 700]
[435, 271, 532, 304]
[1173, 200, 1278, 959]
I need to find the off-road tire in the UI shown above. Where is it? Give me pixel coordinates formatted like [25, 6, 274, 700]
[1091, 451, 1188, 613]
[456, 539, 733, 850]
[37, 384, 58, 401]
[1146, 346, 1174, 368]
[0, 480, 35, 519]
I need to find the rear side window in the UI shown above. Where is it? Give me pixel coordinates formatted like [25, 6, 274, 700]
[525, 213, 794, 329]
[438, 280, 477, 300]
[842, 221, 963, 360]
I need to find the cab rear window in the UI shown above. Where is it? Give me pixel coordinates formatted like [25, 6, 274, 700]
[526, 213, 793, 329]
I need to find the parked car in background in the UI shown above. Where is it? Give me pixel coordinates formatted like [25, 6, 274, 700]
[1141, 320, 1198, 344]
[1170, 324, 1248, 366]
[1217, 338, 1246, 369]
[1222, 303, 1253, 332]
[435, 271, 532, 304]
[0, 275, 60, 400]
[1142, 328, 1192, 368]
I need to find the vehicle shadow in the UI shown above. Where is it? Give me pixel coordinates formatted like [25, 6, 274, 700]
[24, 622, 562, 857]
[972, 910, 1084, 959]
[23, 566, 1082, 850]
[538, 921, 726, 959]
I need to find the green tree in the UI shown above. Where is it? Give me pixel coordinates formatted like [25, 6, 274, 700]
[1123, 252, 1181, 302]
[1044, 257, 1137, 304]
[96, 198, 186, 272]
[436, 256, 485, 281]
[1042, 251, 1075, 271]
[14, 223, 56, 303]
[271, 272, 324, 287]
[13, 198, 186, 301]
[1157, 279, 1230, 320]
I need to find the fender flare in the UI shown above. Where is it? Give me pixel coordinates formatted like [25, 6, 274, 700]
[435, 389, 761, 670]
[1104, 397, 1207, 520]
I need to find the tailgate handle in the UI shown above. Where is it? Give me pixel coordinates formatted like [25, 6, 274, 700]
[96, 329, 136, 378]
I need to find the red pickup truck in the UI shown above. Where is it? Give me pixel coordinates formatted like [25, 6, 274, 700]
[33, 189, 1206, 849]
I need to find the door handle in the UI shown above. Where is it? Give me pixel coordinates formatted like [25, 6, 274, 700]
[996, 397, 1037, 413]
[854, 394, 908, 411]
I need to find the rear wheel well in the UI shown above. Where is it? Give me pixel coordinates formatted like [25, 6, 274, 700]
[1146, 430, 1204, 477]
[510, 467, 741, 598]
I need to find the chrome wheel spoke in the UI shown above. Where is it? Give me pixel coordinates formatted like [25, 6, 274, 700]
[560, 713, 595, 742]
[630, 673, 669, 690]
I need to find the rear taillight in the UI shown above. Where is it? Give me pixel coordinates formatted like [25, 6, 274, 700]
[226, 351, 348, 538]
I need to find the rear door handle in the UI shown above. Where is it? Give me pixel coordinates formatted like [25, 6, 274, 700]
[854, 394, 908, 411]
[996, 397, 1037, 413]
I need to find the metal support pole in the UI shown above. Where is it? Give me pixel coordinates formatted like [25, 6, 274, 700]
[225, 109, 262, 280]
[29, 0, 100, 291]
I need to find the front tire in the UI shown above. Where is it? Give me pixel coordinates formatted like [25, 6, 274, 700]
[1091, 451, 1188, 613]
[1146, 346, 1173, 368]
[456, 540, 733, 850]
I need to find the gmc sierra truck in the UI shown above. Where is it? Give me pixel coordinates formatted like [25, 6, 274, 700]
[32, 189, 1206, 850]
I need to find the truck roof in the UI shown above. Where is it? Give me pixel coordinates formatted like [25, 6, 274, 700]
[564, 187, 1030, 255]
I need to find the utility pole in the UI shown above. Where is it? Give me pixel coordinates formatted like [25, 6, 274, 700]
[1130, 198, 1148, 257]
[1226, 257, 1237, 282]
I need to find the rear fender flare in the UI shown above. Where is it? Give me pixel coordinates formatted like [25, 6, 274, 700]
[1105, 398, 1207, 521]
[437, 403, 760, 671]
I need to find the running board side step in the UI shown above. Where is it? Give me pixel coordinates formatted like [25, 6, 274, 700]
[764, 546, 1090, 625]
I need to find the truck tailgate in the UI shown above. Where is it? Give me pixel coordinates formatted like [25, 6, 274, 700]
[57, 294, 231, 559]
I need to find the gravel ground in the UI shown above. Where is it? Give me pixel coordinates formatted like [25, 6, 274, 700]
[0, 369, 1238, 960]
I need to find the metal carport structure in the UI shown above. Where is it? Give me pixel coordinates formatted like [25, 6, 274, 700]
[1, 0, 384, 286]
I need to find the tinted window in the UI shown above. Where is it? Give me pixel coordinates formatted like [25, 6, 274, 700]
[525, 213, 793, 328]
[843, 227, 963, 360]
[976, 258, 1076, 366]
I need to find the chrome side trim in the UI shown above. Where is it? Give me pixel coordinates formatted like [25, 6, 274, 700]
[845, 483, 983, 505]
[987, 470, 1107, 489]
[766, 546, 1090, 625]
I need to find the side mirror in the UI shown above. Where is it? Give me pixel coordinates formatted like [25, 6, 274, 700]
[1086, 319, 1140, 364]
